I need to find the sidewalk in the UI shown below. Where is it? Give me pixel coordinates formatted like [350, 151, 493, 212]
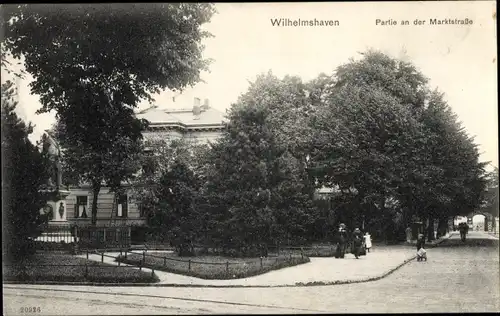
[474, 231, 499, 240]
[486, 231, 499, 239]
[79, 233, 452, 287]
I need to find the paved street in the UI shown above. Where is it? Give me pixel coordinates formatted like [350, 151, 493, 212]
[4, 231, 499, 314]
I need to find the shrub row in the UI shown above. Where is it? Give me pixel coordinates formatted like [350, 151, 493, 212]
[3, 254, 159, 283]
[116, 252, 310, 280]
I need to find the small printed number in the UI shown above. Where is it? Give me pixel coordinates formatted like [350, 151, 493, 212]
[20, 307, 41, 313]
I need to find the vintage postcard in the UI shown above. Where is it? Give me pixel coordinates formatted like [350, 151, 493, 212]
[2, 1, 498, 315]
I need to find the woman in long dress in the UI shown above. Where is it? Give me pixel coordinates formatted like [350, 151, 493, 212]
[352, 228, 363, 259]
[335, 224, 348, 258]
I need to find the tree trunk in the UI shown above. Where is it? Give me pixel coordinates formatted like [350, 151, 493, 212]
[421, 214, 427, 241]
[91, 181, 101, 226]
[437, 216, 448, 237]
[427, 215, 435, 241]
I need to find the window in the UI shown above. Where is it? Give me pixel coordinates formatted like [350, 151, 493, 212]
[75, 196, 88, 218]
[42, 204, 54, 220]
[139, 203, 150, 218]
[116, 193, 128, 218]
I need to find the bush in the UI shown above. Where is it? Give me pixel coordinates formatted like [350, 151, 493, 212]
[302, 247, 337, 257]
[35, 241, 75, 251]
[3, 253, 159, 283]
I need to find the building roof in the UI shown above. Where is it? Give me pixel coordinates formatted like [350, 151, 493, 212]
[137, 106, 227, 128]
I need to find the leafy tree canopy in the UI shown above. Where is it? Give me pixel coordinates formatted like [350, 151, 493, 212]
[1, 3, 216, 113]
[1, 80, 51, 261]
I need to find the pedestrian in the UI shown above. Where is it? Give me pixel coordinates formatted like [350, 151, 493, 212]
[335, 224, 348, 259]
[364, 231, 372, 253]
[335, 229, 347, 258]
[405, 226, 412, 243]
[352, 228, 363, 259]
[459, 223, 467, 242]
[416, 233, 427, 261]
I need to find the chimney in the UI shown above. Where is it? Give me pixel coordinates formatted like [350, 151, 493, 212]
[193, 97, 201, 117]
[201, 98, 210, 110]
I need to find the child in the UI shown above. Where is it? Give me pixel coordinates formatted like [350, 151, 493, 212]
[417, 247, 427, 261]
[416, 233, 427, 261]
[364, 232, 372, 253]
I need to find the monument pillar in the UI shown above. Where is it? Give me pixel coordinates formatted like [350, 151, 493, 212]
[38, 132, 72, 247]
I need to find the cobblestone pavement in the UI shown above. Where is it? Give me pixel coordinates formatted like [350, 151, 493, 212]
[4, 231, 498, 314]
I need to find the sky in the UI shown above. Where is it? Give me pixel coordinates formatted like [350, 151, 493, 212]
[2, 1, 498, 169]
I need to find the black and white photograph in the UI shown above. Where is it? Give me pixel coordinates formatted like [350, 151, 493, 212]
[1, 1, 498, 314]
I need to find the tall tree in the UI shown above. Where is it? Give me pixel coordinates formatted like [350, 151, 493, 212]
[204, 99, 318, 254]
[152, 161, 201, 256]
[309, 50, 487, 241]
[130, 137, 208, 232]
[310, 55, 424, 236]
[482, 167, 499, 218]
[2, 4, 216, 224]
[1, 80, 51, 261]
[234, 72, 322, 242]
[414, 90, 487, 240]
[238, 72, 314, 162]
[204, 105, 280, 254]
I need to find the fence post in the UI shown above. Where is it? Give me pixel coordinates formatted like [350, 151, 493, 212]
[188, 260, 191, 271]
[101, 252, 104, 263]
[260, 257, 263, 269]
[125, 250, 128, 259]
[143, 251, 145, 264]
[139, 260, 142, 271]
[151, 267, 155, 278]
[226, 261, 229, 273]
[86, 249, 89, 260]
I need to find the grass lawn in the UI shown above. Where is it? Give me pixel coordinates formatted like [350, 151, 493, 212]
[3, 253, 159, 283]
[116, 251, 310, 280]
[273, 245, 338, 257]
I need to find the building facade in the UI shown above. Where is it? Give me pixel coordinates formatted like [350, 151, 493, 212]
[42, 97, 226, 234]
